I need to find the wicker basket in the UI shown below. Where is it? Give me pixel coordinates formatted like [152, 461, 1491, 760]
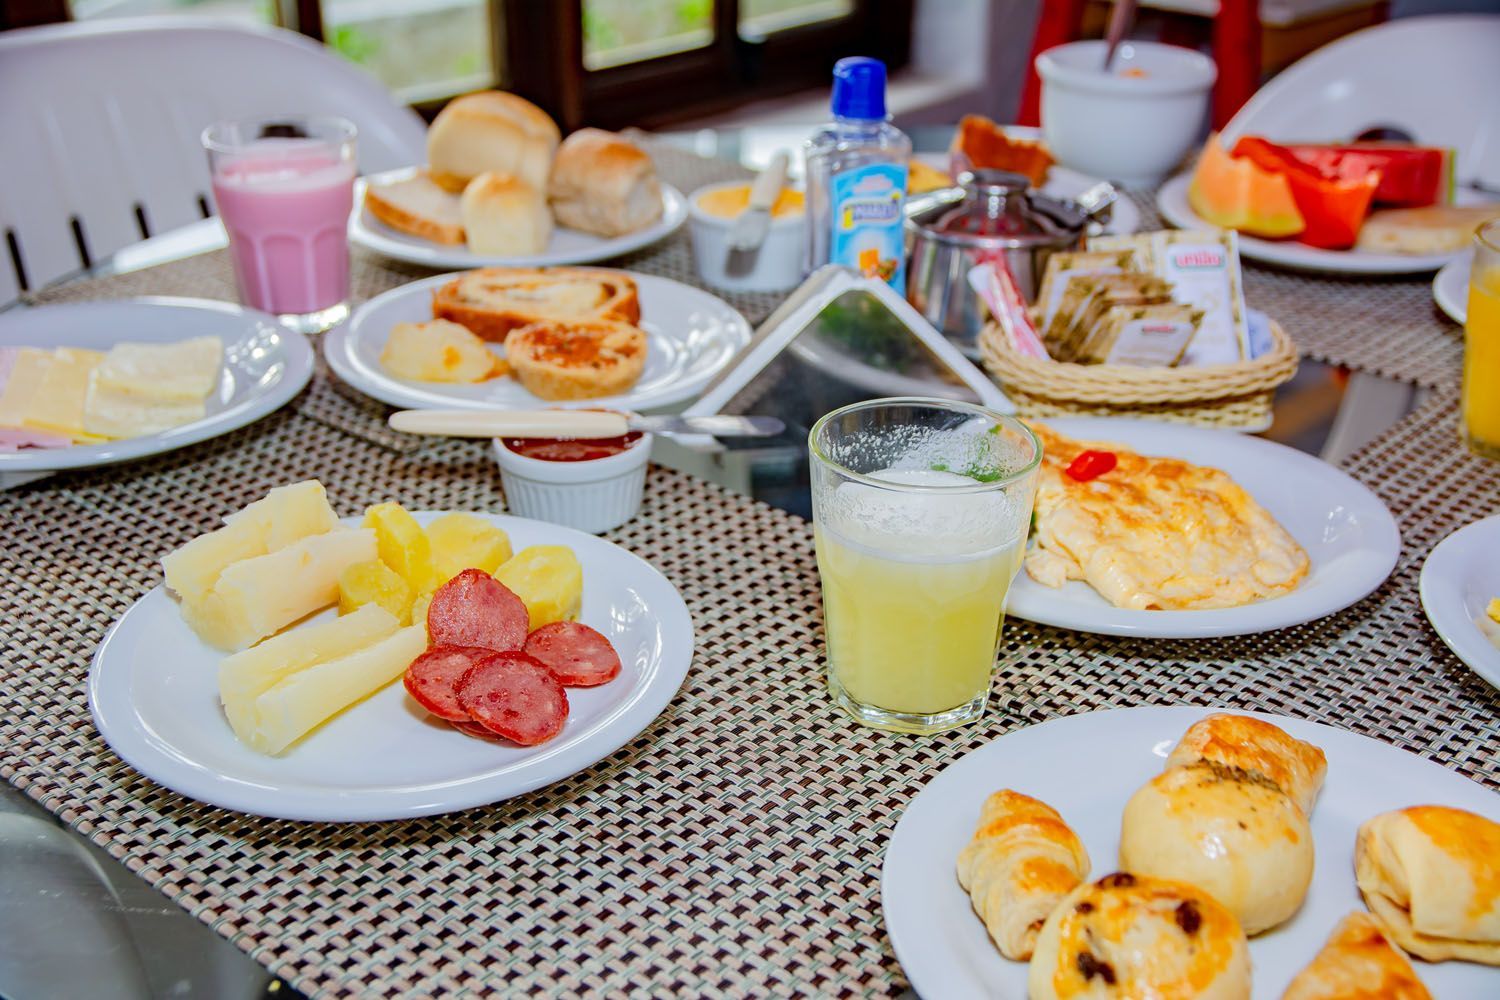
[979, 319, 1300, 430]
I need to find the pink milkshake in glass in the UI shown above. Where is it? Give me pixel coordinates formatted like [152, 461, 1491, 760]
[203, 116, 357, 333]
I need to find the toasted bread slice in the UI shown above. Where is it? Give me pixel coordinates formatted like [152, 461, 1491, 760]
[1356, 203, 1500, 255]
[365, 171, 465, 245]
[504, 318, 647, 401]
[431, 266, 640, 343]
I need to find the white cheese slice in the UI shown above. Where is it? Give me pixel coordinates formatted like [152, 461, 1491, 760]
[83, 377, 206, 438]
[92, 336, 223, 402]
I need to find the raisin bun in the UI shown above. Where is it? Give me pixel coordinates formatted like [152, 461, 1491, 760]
[1028, 872, 1250, 1000]
[1119, 761, 1314, 934]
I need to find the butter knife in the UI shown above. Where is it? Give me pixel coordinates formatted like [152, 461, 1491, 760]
[728, 151, 790, 252]
[389, 409, 785, 439]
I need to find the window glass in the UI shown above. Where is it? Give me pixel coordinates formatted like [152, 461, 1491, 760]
[321, 0, 498, 103]
[583, 0, 714, 72]
[738, 0, 852, 39]
[70, 0, 274, 24]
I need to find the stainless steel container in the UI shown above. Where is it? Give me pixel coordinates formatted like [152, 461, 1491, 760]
[905, 169, 1115, 356]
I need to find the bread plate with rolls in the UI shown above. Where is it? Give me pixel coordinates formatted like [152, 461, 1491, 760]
[884, 705, 1500, 998]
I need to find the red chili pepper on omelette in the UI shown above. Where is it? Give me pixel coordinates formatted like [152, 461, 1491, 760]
[1065, 450, 1117, 482]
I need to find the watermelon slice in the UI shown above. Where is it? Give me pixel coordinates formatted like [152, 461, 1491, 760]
[1282, 143, 1454, 208]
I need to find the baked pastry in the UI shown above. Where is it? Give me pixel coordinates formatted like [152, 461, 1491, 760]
[505, 318, 647, 401]
[459, 172, 552, 256]
[431, 267, 640, 343]
[955, 790, 1090, 960]
[1029, 872, 1251, 1000]
[949, 114, 1055, 187]
[1282, 912, 1432, 1000]
[548, 128, 663, 237]
[1356, 204, 1500, 255]
[1119, 761, 1314, 934]
[364, 171, 465, 245]
[380, 320, 501, 383]
[427, 91, 561, 194]
[1165, 713, 1327, 817]
[1355, 805, 1500, 964]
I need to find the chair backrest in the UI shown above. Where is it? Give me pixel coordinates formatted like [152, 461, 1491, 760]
[0, 17, 428, 305]
[1223, 14, 1500, 191]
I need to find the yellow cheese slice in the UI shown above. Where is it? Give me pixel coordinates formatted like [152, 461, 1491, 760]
[23, 347, 106, 440]
[181, 528, 377, 651]
[0, 348, 51, 428]
[84, 377, 206, 438]
[92, 336, 222, 402]
[244, 624, 428, 754]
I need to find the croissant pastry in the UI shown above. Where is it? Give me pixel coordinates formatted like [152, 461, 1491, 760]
[1166, 712, 1327, 816]
[955, 789, 1089, 960]
[1282, 912, 1432, 1000]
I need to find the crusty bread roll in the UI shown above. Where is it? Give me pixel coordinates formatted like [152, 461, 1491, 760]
[955, 790, 1089, 960]
[364, 171, 465, 245]
[1029, 872, 1251, 1000]
[504, 317, 647, 401]
[432, 267, 640, 343]
[1355, 805, 1500, 964]
[460, 173, 551, 256]
[1356, 204, 1500, 255]
[1166, 713, 1327, 817]
[1282, 912, 1432, 1000]
[428, 91, 561, 194]
[548, 128, 664, 237]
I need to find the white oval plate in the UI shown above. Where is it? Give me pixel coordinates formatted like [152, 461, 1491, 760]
[913, 149, 1142, 235]
[0, 298, 313, 473]
[326, 270, 751, 412]
[1434, 252, 1472, 325]
[1007, 417, 1400, 638]
[1420, 514, 1500, 693]
[88, 511, 694, 822]
[883, 706, 1500, 1000]
[1157, 172, 1493, 275]
[350, 168, 688, 269]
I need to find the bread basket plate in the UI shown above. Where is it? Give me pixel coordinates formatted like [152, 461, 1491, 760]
[1158, 172, 1495, 275]
[0, 298, 313, 474]
[882, 706, 1500, 999]
[1006, 417, 1400, 638]
[1419, 514, 1500, 694]
[1433, 252, 1471, 325]
[327, 270, 751, 412]
[88, 511, 694, 822]
[349, 168, 688, 269]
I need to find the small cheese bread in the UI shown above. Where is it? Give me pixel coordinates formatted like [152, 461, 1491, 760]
[364, 171, 465, 245]
[1282, 912, 1432, 1000]
[956, 790, 1090, 960]
[1029, 872, 1251, 1000]
[432, 266, 640, 342]
[1355, 806, 1500, 964]
[1166, 713, 1327, 817]
[1356, 204, 1500, 255]
[504, 317, 647, 401]
[548, 128, 663, 237]
[427, 91, 560, 194]
[460, 172, 551, 256]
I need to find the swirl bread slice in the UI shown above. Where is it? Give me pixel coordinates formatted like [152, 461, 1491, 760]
[504, 318, 647, 401]
[364, 171, 465, 245]
[432, 266, 640, 343]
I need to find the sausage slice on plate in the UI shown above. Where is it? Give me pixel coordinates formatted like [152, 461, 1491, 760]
[456, 651, 569, 746]
[426, 568, 529, 652]
[523, 621, 622, 687]
[404, 645, 496, 722]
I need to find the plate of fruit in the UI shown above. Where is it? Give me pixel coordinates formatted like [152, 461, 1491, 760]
[88, 481, 694, 821]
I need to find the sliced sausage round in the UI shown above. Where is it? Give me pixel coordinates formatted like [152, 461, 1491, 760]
[425, 568, 529, 652]
[456, 651, 569, 747]
[523, 621, 622, 687]
[403, 645, 496, 722]
[453, 720, 504, 741]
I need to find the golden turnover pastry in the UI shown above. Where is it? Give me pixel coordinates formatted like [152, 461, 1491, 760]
[1282, 912, 1432, 1000]
[431, 266, 640, 343]
[1029, 872, 1251, 1000]
[1355, 805, 1500, 965]
[1165, 713, 1328, 817]
[504, 317, 647, 401]
[955, 790, 1090, 960]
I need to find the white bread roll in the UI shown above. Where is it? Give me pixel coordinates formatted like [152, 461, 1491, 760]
[364, 171, 465, 245]
[460, 173, 552, 256]
[428, 91, 561, 194]
[548, 128, 663, 237]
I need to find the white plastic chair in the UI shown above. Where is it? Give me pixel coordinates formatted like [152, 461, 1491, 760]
[0, 17, 429, 305]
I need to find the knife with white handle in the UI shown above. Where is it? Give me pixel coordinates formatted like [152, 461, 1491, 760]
[728, 151, 790, 252]
[388, 409, 785, 439]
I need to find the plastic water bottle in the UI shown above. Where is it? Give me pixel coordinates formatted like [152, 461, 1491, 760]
[804, 57, 912, 288]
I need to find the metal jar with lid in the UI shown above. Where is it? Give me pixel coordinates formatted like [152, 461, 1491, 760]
[905, 169, 1115, 356]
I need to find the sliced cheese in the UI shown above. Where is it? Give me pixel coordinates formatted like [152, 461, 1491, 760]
[84, 377, 206, 438]
[243, 624, 428, 754]
[23, 347, 106, 440]
[219, 603, 398, 738]
[181, 528, 377, 651]
[222, 480, 341, 551]
[92, 336, 222, 402]
[0, 348, 51, 428]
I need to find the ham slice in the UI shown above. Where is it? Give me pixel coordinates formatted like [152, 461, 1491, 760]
[0, 427, 72, 452]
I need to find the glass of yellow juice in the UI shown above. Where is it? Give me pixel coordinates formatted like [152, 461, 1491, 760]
[1464, 220, 1500, 460]
[809, 398, 1041, 734]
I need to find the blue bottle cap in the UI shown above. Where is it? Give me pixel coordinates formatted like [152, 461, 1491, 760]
[831, 56, 887, 120]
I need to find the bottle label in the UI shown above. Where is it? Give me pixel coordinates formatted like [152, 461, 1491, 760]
[829, 162, 908, 288]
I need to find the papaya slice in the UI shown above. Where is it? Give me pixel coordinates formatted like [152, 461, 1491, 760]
[1188, 134, 1305, 239]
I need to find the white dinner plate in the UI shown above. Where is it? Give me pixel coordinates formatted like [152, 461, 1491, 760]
[328, 270, 750, 412]
[1433, 252, 1472, 325]
[883, 706, 1500, 1000]
[1007, 417, 1400, 638]
[913, 150, 1142, 236]
[1420, 515, 1500, 693]
[350, 168, 688, 269]
[0, 298, 313, 473]
[88, 511, 695, 822]
[1157, 172, 1495, 275]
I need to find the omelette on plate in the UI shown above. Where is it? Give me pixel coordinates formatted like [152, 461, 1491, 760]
[1024, 422, 1309, 610]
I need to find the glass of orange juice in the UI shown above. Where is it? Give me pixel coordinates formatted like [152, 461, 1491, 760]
[1464, 220, 1500, 459]
[809, 398, 1040, 733]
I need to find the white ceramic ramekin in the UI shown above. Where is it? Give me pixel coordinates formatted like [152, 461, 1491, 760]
[492, 432, 652, 534]
[688, 180, 807, 292]
[1037, 40, 1216, 188]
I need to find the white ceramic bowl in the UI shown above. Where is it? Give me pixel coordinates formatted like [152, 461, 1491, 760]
[493, 433, 652, 534]
[688, 180, 807, 292]
[1037, 40, 1216, 188]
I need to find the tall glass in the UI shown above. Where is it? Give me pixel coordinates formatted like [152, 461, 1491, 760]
[809, 398, 1041, 733]
[1464, 220, 1500, 460]
[203, 116, 357, 333]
